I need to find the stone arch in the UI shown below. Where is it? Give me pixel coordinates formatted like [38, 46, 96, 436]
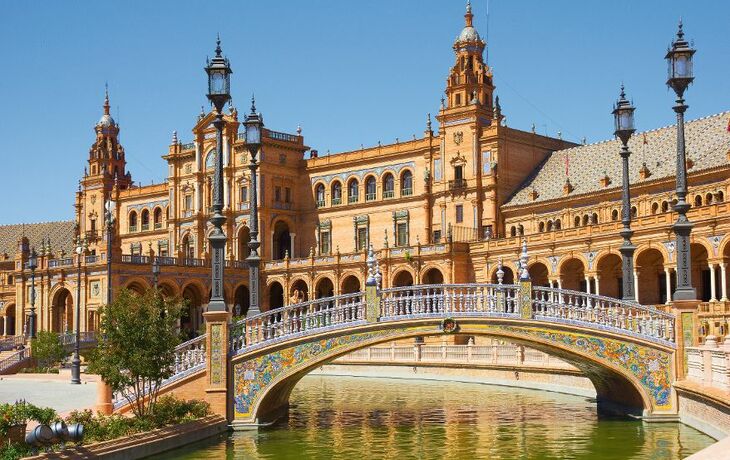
[51, 288, 73, 333]
[181, 232, 195, 259]
[400, 169, 413, 196]
[528, 262, 549, 287]
[559, 257, 586, 292]
[3, 303, 16, 336]
[635, 248, 666, 305]
[272, 219, 292, 261]
[157, 279, 179, 299]
[268, 281, 285, 309]
[234, 284, 250, 317]
[691, 243, 711, 302]
[314, 277, 335, 299]
[633, 244, 671, 268]
[489, 264, 514, 284]
[128, 210, 138, 232]
[289, 278, 309, 303]
[392, 269, 414, 287]
[153, 206, 163, 228]
[181, 282, 205, 338]
[346, 177, 360, 203]
[364, 174, 377, 201]
[596, 252, 622, 299]
[330, 180, 343, 205]
[313, 182, 326, 206]
[236, 322, 667, 425]
[237, 225, 251, 261]
[140, 208, 150, 231]
[340, 274, 361, 294]
[421, 266, 444, 285]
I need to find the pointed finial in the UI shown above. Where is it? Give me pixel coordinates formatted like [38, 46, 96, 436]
[619, 83, 626, 100]
[426, 113, 432, 131]
[296, 125, 302, 136]
[199, 105, 205, 120]
[171, 130, 178, 145]
[582, 136, 587, 145]
[215, 33, 222, 57]
[250, 94, 256, 114]
[677, 18, 684, 39]
[366, 243, 378, 286]
[464, 0, 473, 27]
[103, 84, 110, 115]
[440, 96, 446, 110]
[557, 130, 562, 140]
[466, 0, 472, 14]
[496, 258, 504, 285]
[519, 239, 530, 281]
[531, 123, 536, 134]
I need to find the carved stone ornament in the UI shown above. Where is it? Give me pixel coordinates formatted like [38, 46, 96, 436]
[453, 131, 463, 145]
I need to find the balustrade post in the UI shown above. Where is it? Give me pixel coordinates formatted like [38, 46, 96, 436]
[203, 309, 231, 421]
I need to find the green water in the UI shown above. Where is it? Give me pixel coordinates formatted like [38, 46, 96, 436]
[153, 375, 714, 459]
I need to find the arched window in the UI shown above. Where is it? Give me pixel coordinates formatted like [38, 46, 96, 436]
[582, 215, 589, 226]
[651, 202, 659, 214]
[694, 195, 703, 207]
[574, 216, 581, 227]
[348, 179, 359, 203]
[517, 225, 524, 236]
[509, 226, 516, 237]
[591, 213, 598, 225]
[555, 219, 561, 230]
[611, 209, 619, 221]
[546, 221, 553, 231]
[401, 170, 413, 196]
[705, 193, 713, 205]
[538, 222, 545, 232]
[718, 191, 725, 202]
[205, 150, 216, 170]
[315, 184, 325, 207]
[365, 176, 377, 201]
[129, 211, 138, 232]
[661, 201, 669, 213]
[331, 182, 342, 205]
[383, 173, 395, 199]
[631, 206, 638, 218]
[141, 209, 150, 231]
[153, 207, 163, 229]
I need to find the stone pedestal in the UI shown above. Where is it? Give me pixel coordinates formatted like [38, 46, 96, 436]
[672, 299, 700, 379]
[204, 310, 231, 421]
[95, 380, 114, 415]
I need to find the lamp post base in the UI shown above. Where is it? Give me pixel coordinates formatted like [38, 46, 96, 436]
[71, 357, 81, 385]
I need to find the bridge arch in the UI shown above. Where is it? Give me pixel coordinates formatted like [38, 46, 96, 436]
[635, 248, 666, 305]
[156, 278, 180, 299]
[234, 320, 670, 425]
[124, 278, 150, 295]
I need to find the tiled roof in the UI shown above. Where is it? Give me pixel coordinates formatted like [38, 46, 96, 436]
[505, 111, 730, 207]
[0, 221, 76, 258]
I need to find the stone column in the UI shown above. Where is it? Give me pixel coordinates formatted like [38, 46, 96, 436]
[665, 267, 673, 304]
[290, 233, 296, 259]
[585, 276, 591, 295]
[594, 276, 600, 296]
[204, 309, 232, 420]
[633, 270, 639, 303]
[721, 263, 728, 302]
[709, 263, 717, 302]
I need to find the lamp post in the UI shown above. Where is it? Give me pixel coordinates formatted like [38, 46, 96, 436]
[204, 36, 232, 313]
[244, 98, 263, 317]
[105, 200, 115, 307]
[28, 248, 38, 339]
[666, 21, 697, 301]
[613, 85, 637, 302]
[71, 236, 87, 385]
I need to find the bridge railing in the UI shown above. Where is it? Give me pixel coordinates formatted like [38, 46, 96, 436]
[379, 284, 520, 319]
[532, 287, 675, 344]
[230, 292, 366, 353]
[0, 348, 31, 374]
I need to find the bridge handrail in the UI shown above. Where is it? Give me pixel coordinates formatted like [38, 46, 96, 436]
[532, 286, 675, 319]
[0, 348, 31, 373]
[380, 283, 507, 295]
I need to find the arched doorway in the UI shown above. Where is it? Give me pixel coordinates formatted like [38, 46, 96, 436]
[596, 254, 622, 299]
[315, 278, 335, 299]
[3, 305, 15, 336]
[158, 282, 177, 299]
[51, 289, 73, 333]
[422, 268, 444, 285]
[528, 262, 549, 287]
[126, 281, 147, 295]
[392, 270, 414, 287]
[491, 266, 515, 284]
[269, 282, 284, 310]
[181, 284, 204, 339]
[691, 244, 710, 302]
[238, 226, 251, 261]
[560, 258, 585, 292]
[181, 234, 194, 259]
[289, 279, 309, 304]
[272, 221, 291, 260]
[234, 285, 250, 317]
[341, 275, 361, 294]
[635, 249, 665, 305]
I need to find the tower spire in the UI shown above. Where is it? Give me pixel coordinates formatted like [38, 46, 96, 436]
[465, 0, 473, 27]
[103, 83, 110, 116]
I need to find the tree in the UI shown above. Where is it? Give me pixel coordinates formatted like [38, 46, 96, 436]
[30, 331, 66, 369]
[88, 288, 184, 418]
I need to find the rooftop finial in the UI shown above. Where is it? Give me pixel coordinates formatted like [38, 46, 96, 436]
[465, 0, 473, 26]
[619, 83, 626, 100]
[171, 130, 178, 145]
[250, 94, 256, 114]
[426, 113, 432, 132]
[677, 18, 684, 39]
[103, 83, 110, 115]
[215, 33, 222, 57]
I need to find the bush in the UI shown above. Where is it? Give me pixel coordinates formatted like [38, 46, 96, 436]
[0, 400, 58, 437]
[19, 366, 60, 374]
[30, 331, 66, 369]
[0, 443, 32, 460]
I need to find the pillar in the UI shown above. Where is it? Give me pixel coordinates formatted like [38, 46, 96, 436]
[585, 276, 591, 295]
[3, 317, 8, 336]
[203, 309, 232, 420]
[709, 263, 717, 302]
[721, 263, 728, 302]
[95, 381, 114, 415]
[665, 267, 673, 304]
[290, 233, 296, 259]
[594, 276, 600, 296]
[633, 270, 639, 303]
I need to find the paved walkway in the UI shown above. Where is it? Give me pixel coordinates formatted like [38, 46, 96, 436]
[0, 371, 98, 415]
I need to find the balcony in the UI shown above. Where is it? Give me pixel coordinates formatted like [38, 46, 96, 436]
[128, 225, 137, 233]
[180, 142, 195, 150]
[154, 222, 163, 230]
[401, 188, 413, 197]
[331, 197, 342, 206]
[265, 129, 301, 143]
[85, 255, 101, 264]
[182, 258, 208, 267]
[316, 200, 325, 208]
[225, 260, 248, 269]
[49, 258, 74, 268]
[121, 254, 150, 265]
[141, 223, 150, 232]
[239, 202, 250, 211]
[365, 193, 376, 202]
[448, 178, 467, 191]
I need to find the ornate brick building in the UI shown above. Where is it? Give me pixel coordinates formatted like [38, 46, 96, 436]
[1, 2, 729, 342]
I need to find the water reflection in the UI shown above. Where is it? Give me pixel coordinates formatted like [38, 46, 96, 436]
[152, 375, 714, 459]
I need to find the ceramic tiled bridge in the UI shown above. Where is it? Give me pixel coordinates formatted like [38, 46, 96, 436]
[119, 270, 695, 427]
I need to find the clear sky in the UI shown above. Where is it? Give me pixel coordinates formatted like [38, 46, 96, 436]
[1, 1, 728, 224]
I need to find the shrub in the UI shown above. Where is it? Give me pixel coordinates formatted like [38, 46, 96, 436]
[30, 331, 66, 369]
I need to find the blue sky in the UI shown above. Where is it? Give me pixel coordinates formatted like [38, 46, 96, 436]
[1, 1, 728, 224]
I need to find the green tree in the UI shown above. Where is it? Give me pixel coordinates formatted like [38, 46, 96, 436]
[88, 288, 184, 419]
[30, 331, 66, 369]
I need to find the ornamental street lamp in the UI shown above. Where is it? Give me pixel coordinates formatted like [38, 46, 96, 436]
[666, 20, 697, 301]
[244, 97, 263, 317]
[28, 248, 38, 339]
[105, 200, 115, 307]
[205, 36, 232, 313]
[71, 236, 87, 385]
[613, 85, 637, 302]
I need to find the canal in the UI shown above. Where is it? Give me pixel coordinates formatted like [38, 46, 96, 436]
[153, 375, 714, 459]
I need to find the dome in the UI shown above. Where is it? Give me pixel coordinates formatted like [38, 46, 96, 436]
[97, 113, 116, 128]
[456, 26, 481, 43]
